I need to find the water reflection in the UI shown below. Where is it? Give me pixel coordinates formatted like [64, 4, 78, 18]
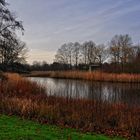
[29, 77, 140, 106]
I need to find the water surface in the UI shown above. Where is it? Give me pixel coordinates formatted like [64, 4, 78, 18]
[29, 77, 140, 106]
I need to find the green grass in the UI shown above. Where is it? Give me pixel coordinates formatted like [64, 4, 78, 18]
[0, 115, 124, 140]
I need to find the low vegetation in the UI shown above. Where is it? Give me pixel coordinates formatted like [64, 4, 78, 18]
[0, 115, 124, 140]
[28, 71, 140, 83]
[0, 73, 139, 139]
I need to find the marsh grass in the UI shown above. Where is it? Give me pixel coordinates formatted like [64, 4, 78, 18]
[0, 73, 139, 139]
[28, 71, 140, 83]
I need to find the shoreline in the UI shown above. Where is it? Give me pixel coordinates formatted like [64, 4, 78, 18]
[25, 71, 140, 83]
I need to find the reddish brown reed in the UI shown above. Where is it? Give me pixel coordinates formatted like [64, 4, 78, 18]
[27, 71, 140, 83]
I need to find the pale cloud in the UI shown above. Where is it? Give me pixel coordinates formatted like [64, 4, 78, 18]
[27, 49, 56, 64]
[25, 37, 51, 45]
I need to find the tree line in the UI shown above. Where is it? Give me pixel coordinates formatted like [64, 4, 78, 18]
[30, 34, 140, 73]
[0, 0, 27, 72]
[31, 34, 140, 73]
[53, 34, 140, 73]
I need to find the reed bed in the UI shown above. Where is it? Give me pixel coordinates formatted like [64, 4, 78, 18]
[28, 71, 140, 83]
[0, 73, 140, 139]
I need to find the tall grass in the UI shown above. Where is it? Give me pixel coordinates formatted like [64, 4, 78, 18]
[28, 71, 140, 83]
[0, 73, 140, 139]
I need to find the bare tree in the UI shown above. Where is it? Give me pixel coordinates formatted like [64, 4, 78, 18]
[109, 34, 134, 72]
[0, 0, 27, 72]
[0, 1, 23, 36]
[81, 41, 88, 64]
[0, 31, 27, 65]
[55, 44, 69, 64]
[110, 35, 121, 64]
[67, 42, 73, 66]
[0, 0, 6, 5]
[72, 42, 80, 68]
[55, 42, 74, 68]
[110, 34, 133, 63]
[87, 41, 97, 64]
[96, 44, 109, 64]
[81, 41, 97, 65]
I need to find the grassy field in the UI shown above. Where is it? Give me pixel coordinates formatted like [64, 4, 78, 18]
[0, 115, 124, 140]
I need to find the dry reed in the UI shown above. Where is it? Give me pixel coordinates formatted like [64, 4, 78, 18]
[27, 71, 140, 83]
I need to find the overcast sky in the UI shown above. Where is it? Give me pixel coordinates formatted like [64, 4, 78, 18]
[7, 0, 140, 64]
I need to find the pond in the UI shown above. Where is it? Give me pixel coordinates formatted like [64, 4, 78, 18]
[29, 77, 140, 106]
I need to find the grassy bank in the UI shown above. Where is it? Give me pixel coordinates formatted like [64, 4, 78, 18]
[0, 115, 124, 140]
[27, 71, 140, 83]
[0, 73, 139, 139]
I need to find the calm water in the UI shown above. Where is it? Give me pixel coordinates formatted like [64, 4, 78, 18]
[29, 77, 140, 106]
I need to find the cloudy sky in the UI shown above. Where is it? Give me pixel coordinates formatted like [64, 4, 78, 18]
[7, 0, 140, 64]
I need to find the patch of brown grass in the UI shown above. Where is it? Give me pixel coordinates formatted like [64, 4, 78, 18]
[27, 71, 140, 83]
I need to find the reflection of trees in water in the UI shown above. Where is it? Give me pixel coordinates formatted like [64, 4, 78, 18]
[87, 82, 140, 106]
[118, 83, 140, 106]
[29, 78, 140, 106]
